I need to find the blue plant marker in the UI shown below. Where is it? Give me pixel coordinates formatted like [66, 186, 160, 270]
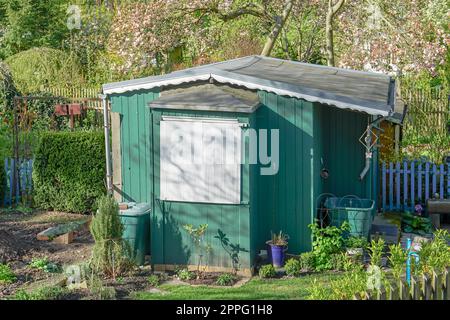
[406, 238, 420, 286]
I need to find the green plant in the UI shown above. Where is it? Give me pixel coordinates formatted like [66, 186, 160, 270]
[14, 286, 69, 300]
[88, 274, 117, 300]
[0, 264, 16, 284]
[417, 229, 450, 275]
[183, 224, 211, 274]
[33, 131, 106, 213]
[268, 231, 289, 246]
[402, 212, 433, 235]
[29, 257, 60, 273]
[177, 268, 196, 281]
[299, 252, 315, 271]
[284, 258, 302, 277]
[345, 236, 369, 249]
[308, 270, 368, 300]
[216, 273, 236, 286]
[368, 238, 385, 267]
[388, 243, 407, 280]
[90, 195, 133, 279]
[309, 222, 350, 271]
[258, 264, 276, 279]
[147, 274, 160, 287]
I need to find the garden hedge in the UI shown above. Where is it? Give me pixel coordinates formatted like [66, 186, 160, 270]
[33, 131, 106, 213]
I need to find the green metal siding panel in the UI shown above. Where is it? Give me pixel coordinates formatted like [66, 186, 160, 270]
[255, 91, 315, 254]
[150, 109, 253, 269]
[318, 105, 372, 198]
[109, 90, 159, 203]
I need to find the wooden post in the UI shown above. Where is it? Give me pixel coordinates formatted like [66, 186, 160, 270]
[111, 112, 122, 202]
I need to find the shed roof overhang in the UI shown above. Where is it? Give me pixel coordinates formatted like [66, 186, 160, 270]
[104, 55, 400, 119]
[148, 84, 260, 113]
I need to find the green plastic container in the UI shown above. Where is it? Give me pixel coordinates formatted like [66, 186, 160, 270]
[324, 197, 374, 238]
[119, 202, 151, 266]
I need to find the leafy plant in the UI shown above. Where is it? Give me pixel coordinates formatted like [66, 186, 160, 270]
[90, 195, 133, 279]
[309, 222, 350, 271]
[388, 243, 407, 280]
[368, 238, 385, 267]
[33, 131, 106, 213]
[258, 264, 276, 279]
[88, 274, 117, 300]
[14, 286, 69, 300]
[284, 258, 302, 277]
[0, 264, 16, 284]
[29, 257, 60, 273]
[177, 268, 196, 281]
[402, 212, 433, 235]
[147, 274, 160, 287]
[308, 270, 368, 300]
[299, 252, 315, 272]
[268, 231, 289, 246]
[417, 229, 450, 275]
[183, 224, 211, 274]
[216, 273, 236, 286]
[345, 236, 369, 250]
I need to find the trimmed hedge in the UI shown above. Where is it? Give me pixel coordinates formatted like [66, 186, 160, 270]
[33, 131, 106, 213]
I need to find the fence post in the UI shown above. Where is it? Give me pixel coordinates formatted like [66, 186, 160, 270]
[410, 161, 415, 209]
[439, 164, 444, 199]
[418, 162, 422, 201]
[403, 161, 408, 210]
[432, 164, 437, 196]
[425, 162, 430, 200]
[396, 162, 401, 209]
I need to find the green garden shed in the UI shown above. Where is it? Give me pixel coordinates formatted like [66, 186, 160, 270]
[102, 56, 402, 275]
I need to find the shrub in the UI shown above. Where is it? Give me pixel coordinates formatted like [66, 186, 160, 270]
[14, 286, 69, 300]
[33, 131, 106, 213]
[345, 236, 369, 250]
[309, 222, 350, 271]
[284, 258, 302, 277]
[308, 271, 368, 300]
[259, 264, 276, 279]
[0, 161, 5, 205]
[417, 229, 450, 275]
[388, 243, 407, 280]
[0, 264, 16, 284]
[216, 273, 236, 286]
[368, 238, 385, 267]
[299, 252, 315, 271]
[90, 195, 133, 278]
[176, 268, 196, 281]
[147, 274, 160, 287]
[29, 257, 60, 273]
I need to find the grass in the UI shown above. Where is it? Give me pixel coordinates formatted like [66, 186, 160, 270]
[133, 272, 344, 300]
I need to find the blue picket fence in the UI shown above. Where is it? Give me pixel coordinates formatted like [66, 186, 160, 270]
[2, 158, 33, 206]
[381, 161, 450, 212]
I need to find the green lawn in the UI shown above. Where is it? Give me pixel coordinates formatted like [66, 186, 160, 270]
[133, 272, 344, 300]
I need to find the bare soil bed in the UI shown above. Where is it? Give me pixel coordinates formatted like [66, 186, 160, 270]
[0, 209, 93, 297]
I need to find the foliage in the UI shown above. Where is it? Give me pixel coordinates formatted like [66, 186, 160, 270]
[29, 257, 60, 273]
[299, 252, 315, 271]
[0, 61, 17, 114]
[402, 212, 433, 235]
[5, 47, 85, 94]
[216, 273, 236, 286]
[176, 268, 196, 281]
[388, 243, 407, 280]
[268, 230, 289, 246]
[90, 195, 133, 279]
[0, 263, 16, 284]
[345, 236, 369, 249]
[368, 238, 385, 267]
[308, 270, 368, 300]
[147, 274, 161, 287]
[417, 229, 450, 275]
[13, 286, 69, 300]
[33, 131, 106, 213]
[309, 222, 350, 271]
[284, 258, 302, 277]
[0, 0, 71, 58]
[258, 264, 276, 279]
[183, 223, 211, 274]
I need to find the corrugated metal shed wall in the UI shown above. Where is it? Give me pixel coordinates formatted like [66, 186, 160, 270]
[150, 109, 253, 271]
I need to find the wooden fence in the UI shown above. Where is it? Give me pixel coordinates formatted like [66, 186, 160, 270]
[355, 268, 449, 300]
[381, 161, 450, 212]
[42, 86, 103, 110]
[403, 87, 449, 137]
[2, 158, 33, 207]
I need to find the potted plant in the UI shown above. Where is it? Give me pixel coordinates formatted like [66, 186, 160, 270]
[266, 231, 289, 268]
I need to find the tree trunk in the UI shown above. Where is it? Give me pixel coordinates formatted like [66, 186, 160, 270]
[325, 0, 345, 66]
[261, 0, 295, 57]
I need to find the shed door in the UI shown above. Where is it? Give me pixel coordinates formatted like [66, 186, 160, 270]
[160, 117, 241, 204]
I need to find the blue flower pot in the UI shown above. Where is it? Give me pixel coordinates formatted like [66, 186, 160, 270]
[268, 243, 286, 268]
